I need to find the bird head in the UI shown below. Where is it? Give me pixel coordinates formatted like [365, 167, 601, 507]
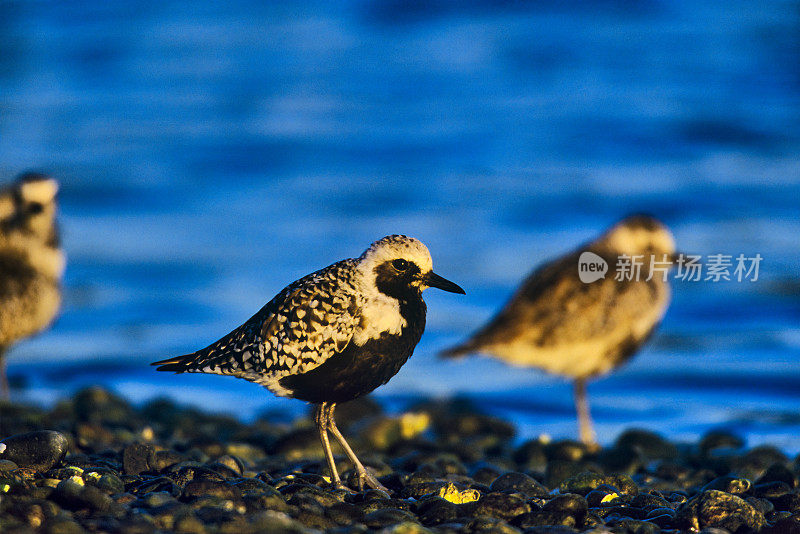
[599, 214, 676, 258]
[1, 173, 60, 247]
[359, 235, 465, 300]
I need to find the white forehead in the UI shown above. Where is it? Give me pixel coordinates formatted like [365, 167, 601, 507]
[603, 219, 676, 255]
[359, 235, 433, 272]
[20, 178, 58, 204]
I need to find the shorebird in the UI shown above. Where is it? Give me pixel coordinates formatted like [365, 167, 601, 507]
[442, 215, 675, 445]
[0, 173, 64, 399]
[153, 235, 465, 491]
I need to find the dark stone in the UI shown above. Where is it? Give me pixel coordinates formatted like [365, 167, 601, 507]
[491, 472, 550, 498]
[541, 493, 588, 527]
[586, 485, 623, 507]
[513, 510, 577, 529]
[416, 496, 458, 525]
[676, 489, 766, 532]
[521, 527, 579, 534]
[181, 479, 242, 501]
[646, 513, 675, 528]
[545, 441, 587, 462]
[615, 429, 678, 459]
[472, 464, 504, 486]
[758, 463, 796, 487]
[631, 493, 671, 510]
[122, 443, 155, 475]
[762, 513, 800, 534]
[0, 430, 68, 471]
[401, 480, 450, 499]
[460, 492, 530, 521]
[362, 508, 419, 528]
[558, 472, 637, 496]
[53, 478, 122, 516]
[513, 439, 548, 471]
[742, 446, 789, 471]
[73, 387, 137, 425]
[461, 517, 521, 533]
[91, 473, 125, 494]
[699, 430, 745, 455]
[326, 501, 364, 525]
[754, 481, 792, 499]
[771, 492, 800, 513]
[701, 476, 751, 494]
[605, 516, 660, 534]
[545, 460, 587, 489]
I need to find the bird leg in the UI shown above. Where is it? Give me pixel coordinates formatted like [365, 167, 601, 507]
[326, 403, 388, 492]
[314, 402, 346, 490]
[574, 378, 597, 447]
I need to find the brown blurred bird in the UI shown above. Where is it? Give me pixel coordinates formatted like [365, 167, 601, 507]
[441, 215, 675, 445]
[0, 173, 64, 399]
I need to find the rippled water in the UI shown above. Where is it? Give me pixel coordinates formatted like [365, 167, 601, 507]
[1, 0, 799, 449]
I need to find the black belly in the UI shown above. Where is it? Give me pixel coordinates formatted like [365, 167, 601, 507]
[279, 300, 426, 404]
[278, 334, 412, 403]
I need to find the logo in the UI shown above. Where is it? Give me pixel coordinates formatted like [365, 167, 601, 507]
[578, 251, 608, 283]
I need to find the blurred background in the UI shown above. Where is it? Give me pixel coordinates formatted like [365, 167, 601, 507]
[1, 0, 798, 448]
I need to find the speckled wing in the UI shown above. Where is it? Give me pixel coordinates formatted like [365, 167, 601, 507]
[443, 249, 669, 362]
[152, 259, 363, 396]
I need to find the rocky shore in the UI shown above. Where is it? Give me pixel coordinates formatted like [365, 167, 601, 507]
[1, 388, 799, 533]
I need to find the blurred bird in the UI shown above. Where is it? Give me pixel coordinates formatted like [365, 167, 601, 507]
[441, 215, 675, 445]
[0, 173, 65, 399]
[153, 235, 465, 491]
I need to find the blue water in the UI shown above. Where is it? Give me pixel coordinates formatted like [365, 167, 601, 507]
[1, 0, 799, 449]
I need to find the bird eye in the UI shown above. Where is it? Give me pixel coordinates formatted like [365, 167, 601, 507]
[392, 259, 409, 272]
[28, 202, 44, 215]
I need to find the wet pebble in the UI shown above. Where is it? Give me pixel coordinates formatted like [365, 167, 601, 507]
[490, 471, 549, 498]
[0, 430, 68, 471]
[677, 489, 766, 532]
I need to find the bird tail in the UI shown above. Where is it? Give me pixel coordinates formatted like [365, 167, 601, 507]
[151, 353, 197, 373]
[438, 342, 474, 359]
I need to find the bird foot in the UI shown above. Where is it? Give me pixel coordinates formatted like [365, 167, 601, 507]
[356, 469, 389, 493]
[332, 481, 357, 493]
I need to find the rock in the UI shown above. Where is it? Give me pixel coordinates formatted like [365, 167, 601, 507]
[513, 439, 548, 471]
[701, 476, 751, 494]
[762, 513, 800, 534]
[677, 489, 766, 532]
[753, 481, 791, 499]
[182, 479, 242, 501]
[53, 478, 122, 516]
[415, 496, 458, 526]
[758, 463, 796, 487]
[363, 508, 419, 529]
[122, 442, 155, 475]
[771, 492, 800, 513]
[558, 471, 637, 496]
[73, 387, 137, 426]
[699, 430, 745, 455]
[545, 440, 587, 462]
[605, 517, 660, 534]
[542, 494, 588, 525]
[0, 430, 68, 471]
[490, 472, 549, 498]
[615, 428, 678, 459]
[460, 492, 530, 521]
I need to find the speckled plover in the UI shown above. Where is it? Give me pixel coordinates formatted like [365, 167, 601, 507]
[153, 235, 465, 491]
[0, 173, 64, 399]
[442, 215, 674, 445]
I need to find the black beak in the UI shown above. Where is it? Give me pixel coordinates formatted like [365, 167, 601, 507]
[425, 271, 466, 294]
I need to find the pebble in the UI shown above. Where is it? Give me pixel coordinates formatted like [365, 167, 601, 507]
[490, 471, 550, 498]
[0, 430, 69, 471]
[4, 387, 800, 533]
